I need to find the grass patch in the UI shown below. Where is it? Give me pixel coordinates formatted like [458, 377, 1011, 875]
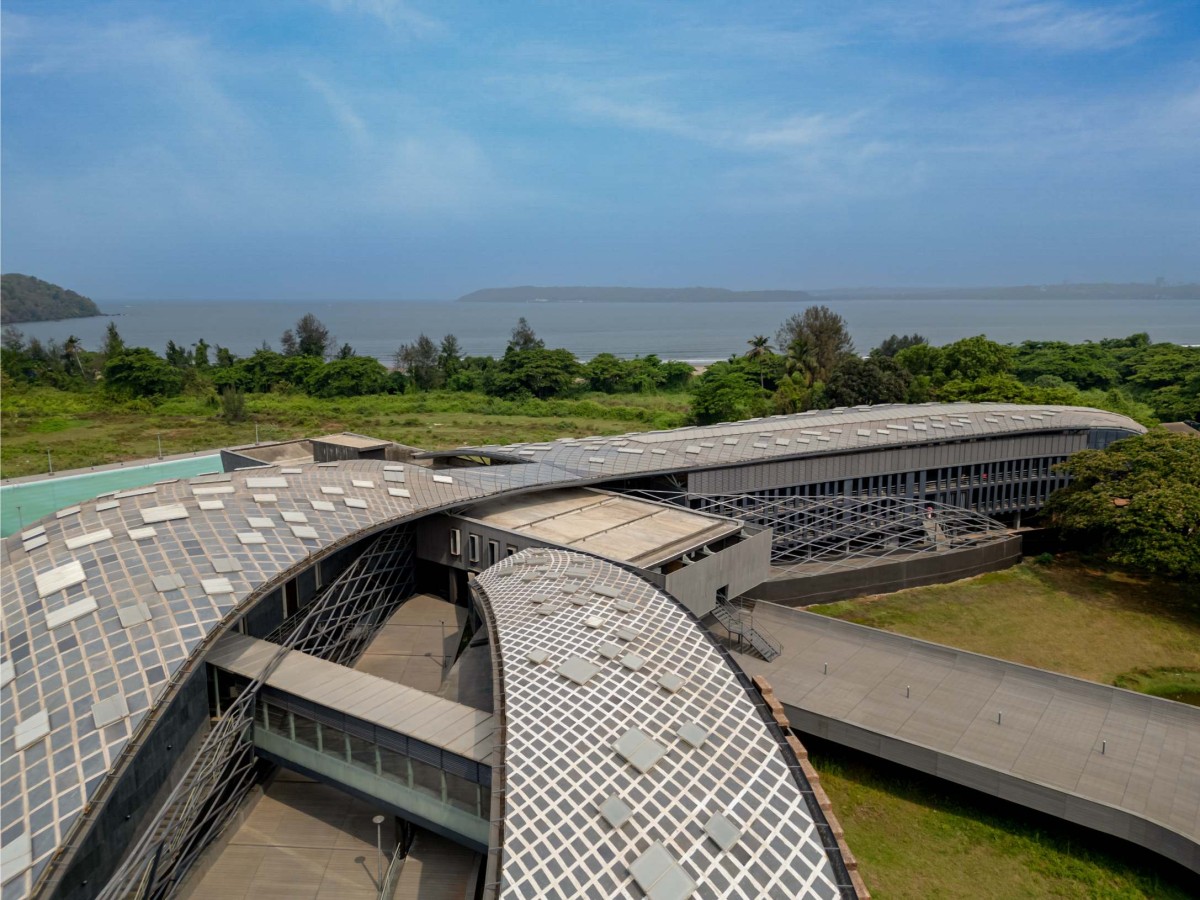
[807, 737, 1194, 898]
[0, 387, 692, 477]
[810, 557, 1200, 687]
[1112, 667, 1200, 706]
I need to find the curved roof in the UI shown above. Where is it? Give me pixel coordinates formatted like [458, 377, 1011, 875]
[0, 403, 1142, 896]
[460, 403, 1144, 480]
[475, 549, 843, 897]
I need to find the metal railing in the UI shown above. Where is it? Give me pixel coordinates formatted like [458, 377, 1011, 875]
[712, 597, 782, 661]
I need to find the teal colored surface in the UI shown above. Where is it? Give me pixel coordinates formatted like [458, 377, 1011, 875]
[0, 455, 222, 537]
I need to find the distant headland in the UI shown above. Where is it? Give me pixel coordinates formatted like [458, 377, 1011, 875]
[457, 286, 813, 303]
[1, 274, 103, 324]
[458, 282, 1199, 303]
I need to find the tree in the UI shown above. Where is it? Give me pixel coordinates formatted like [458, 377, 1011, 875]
[104, 348, 184, 398]
[394, 334, 442, 390]
[193, 338, 211, 369]
[220, 385, 247, 423]
[691, 363, 768, 424]
[775, 306, 854, 384]
[584, 353, 629, 393]
[1048, 431, 1200, 580]
[306, 356, 390, 397]
[940, 335, 1014, 381]
[508, 316, 544, 352]
[825, 356, 911, 407]
[487, 347, 580, 399]
[283, 313, 334, 358]
[438, 334, 462, 379]
[745, 336, 773, 387]
[165, 340, 190, 369]
[872, 333, 927, 358]
[62, 335, 85, 376]
[335, 342, 356, 359]
[102, 322, 125, 358]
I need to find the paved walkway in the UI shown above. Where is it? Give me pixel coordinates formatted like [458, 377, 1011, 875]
[179, 771, 384, 900]
[730, 603, 1200, 873]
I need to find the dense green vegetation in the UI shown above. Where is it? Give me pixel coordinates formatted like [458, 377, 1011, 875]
[1047, 430, 1200, 580]
[690, 308, 1199, 425]
[1, 274, 102, 324]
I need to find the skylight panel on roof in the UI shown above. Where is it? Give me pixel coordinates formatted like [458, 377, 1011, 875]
[613, 727, 668, 774]
[35, 560, 87, 598]
[705, 812, 741, 852]
[598, 795, 633, 829]
[344, 498, 368, 509]
[253, 493, 278, 503]
[557, 657, 600, 685]
[14, 711, 50, 750]
[56, 506, 82, 519]
[597, 641, 623, 660]
[320, 486, 344, 495]
[677, 722, 710, 749]
[352, 479, 375, 488]
[45, 596, 98, 630]
[96, 500, 120, 512]
[388, 488, 411, 498]
[246, 477, 288, 489]
[198, 500, 225, 511]
[311, 500, 336, 511]
[64, 529, 113, 550]
[142, 504, 188, 523]
[246, 516, 276, 529]
[237, 532, 266, 545]
[117, 602, 152, 628]
[127, 526, 157, 540]
[433, 474, 454, 484]
[91, 693, 130, 728]
[657, 672, 686, 693]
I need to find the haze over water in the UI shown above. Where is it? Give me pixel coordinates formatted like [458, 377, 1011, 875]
[14, 298, 1198, 364]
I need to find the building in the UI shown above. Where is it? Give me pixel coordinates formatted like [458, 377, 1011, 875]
[1, 404, 1155, 898]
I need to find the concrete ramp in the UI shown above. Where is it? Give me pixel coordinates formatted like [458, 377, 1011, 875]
[732, 604, 1200, 874]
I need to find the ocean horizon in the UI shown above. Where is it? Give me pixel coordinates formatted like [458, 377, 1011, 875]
[11, 297, 1198, 364]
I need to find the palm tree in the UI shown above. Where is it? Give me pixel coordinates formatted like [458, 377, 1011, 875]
[745, 335, 772, 388]
[62, 335, 85, 376]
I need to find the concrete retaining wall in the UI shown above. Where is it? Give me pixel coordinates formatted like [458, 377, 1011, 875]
[746, 535, 1022, 606]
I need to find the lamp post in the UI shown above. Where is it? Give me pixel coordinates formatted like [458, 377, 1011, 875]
[47, 450, 54, 475]
[372, 814, 385, 888]
[157, 433, 163, 460]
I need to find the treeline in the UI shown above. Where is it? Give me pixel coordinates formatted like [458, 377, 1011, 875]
[690, 307, 1199, 425]
[3, 306, 1196, 427]
[0, 315, 694, 422]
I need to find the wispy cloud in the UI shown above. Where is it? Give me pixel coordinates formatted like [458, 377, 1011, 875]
[317, 0, 442, 38]
[874, 0, 1158, 52]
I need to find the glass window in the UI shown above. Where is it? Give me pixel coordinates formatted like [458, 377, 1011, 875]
[449, 528, 462, 557]
[487, 540, 499, 567]
[468, 534, 480, 563]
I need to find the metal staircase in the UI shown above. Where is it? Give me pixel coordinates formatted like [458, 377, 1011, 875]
[713, 598, 782, 662]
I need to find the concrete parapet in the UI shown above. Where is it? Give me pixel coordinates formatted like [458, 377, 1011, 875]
[749, 676, 870, 899]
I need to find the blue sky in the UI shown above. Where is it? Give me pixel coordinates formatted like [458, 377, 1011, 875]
[2, 0, 1197, 300]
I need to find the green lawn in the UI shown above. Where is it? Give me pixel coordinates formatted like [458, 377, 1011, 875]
[808, 740, 1193, 899]
[809, 557, 1200, 689]
[0, 387, 691, 477]
[805, 558, 1199, 896]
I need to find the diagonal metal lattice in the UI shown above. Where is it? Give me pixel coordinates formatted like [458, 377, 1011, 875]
[625, 490, 1010, 578]
[97, 526, 414, 900]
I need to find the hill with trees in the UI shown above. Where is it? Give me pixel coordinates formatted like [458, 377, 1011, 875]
[1, 274, 103, 324]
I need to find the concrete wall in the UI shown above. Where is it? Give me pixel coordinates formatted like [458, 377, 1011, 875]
[747, 535, 1022, 606]
[415, 514, 769, 618]
[665, 526, 772, 617]
[49, 666, 211, 900]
